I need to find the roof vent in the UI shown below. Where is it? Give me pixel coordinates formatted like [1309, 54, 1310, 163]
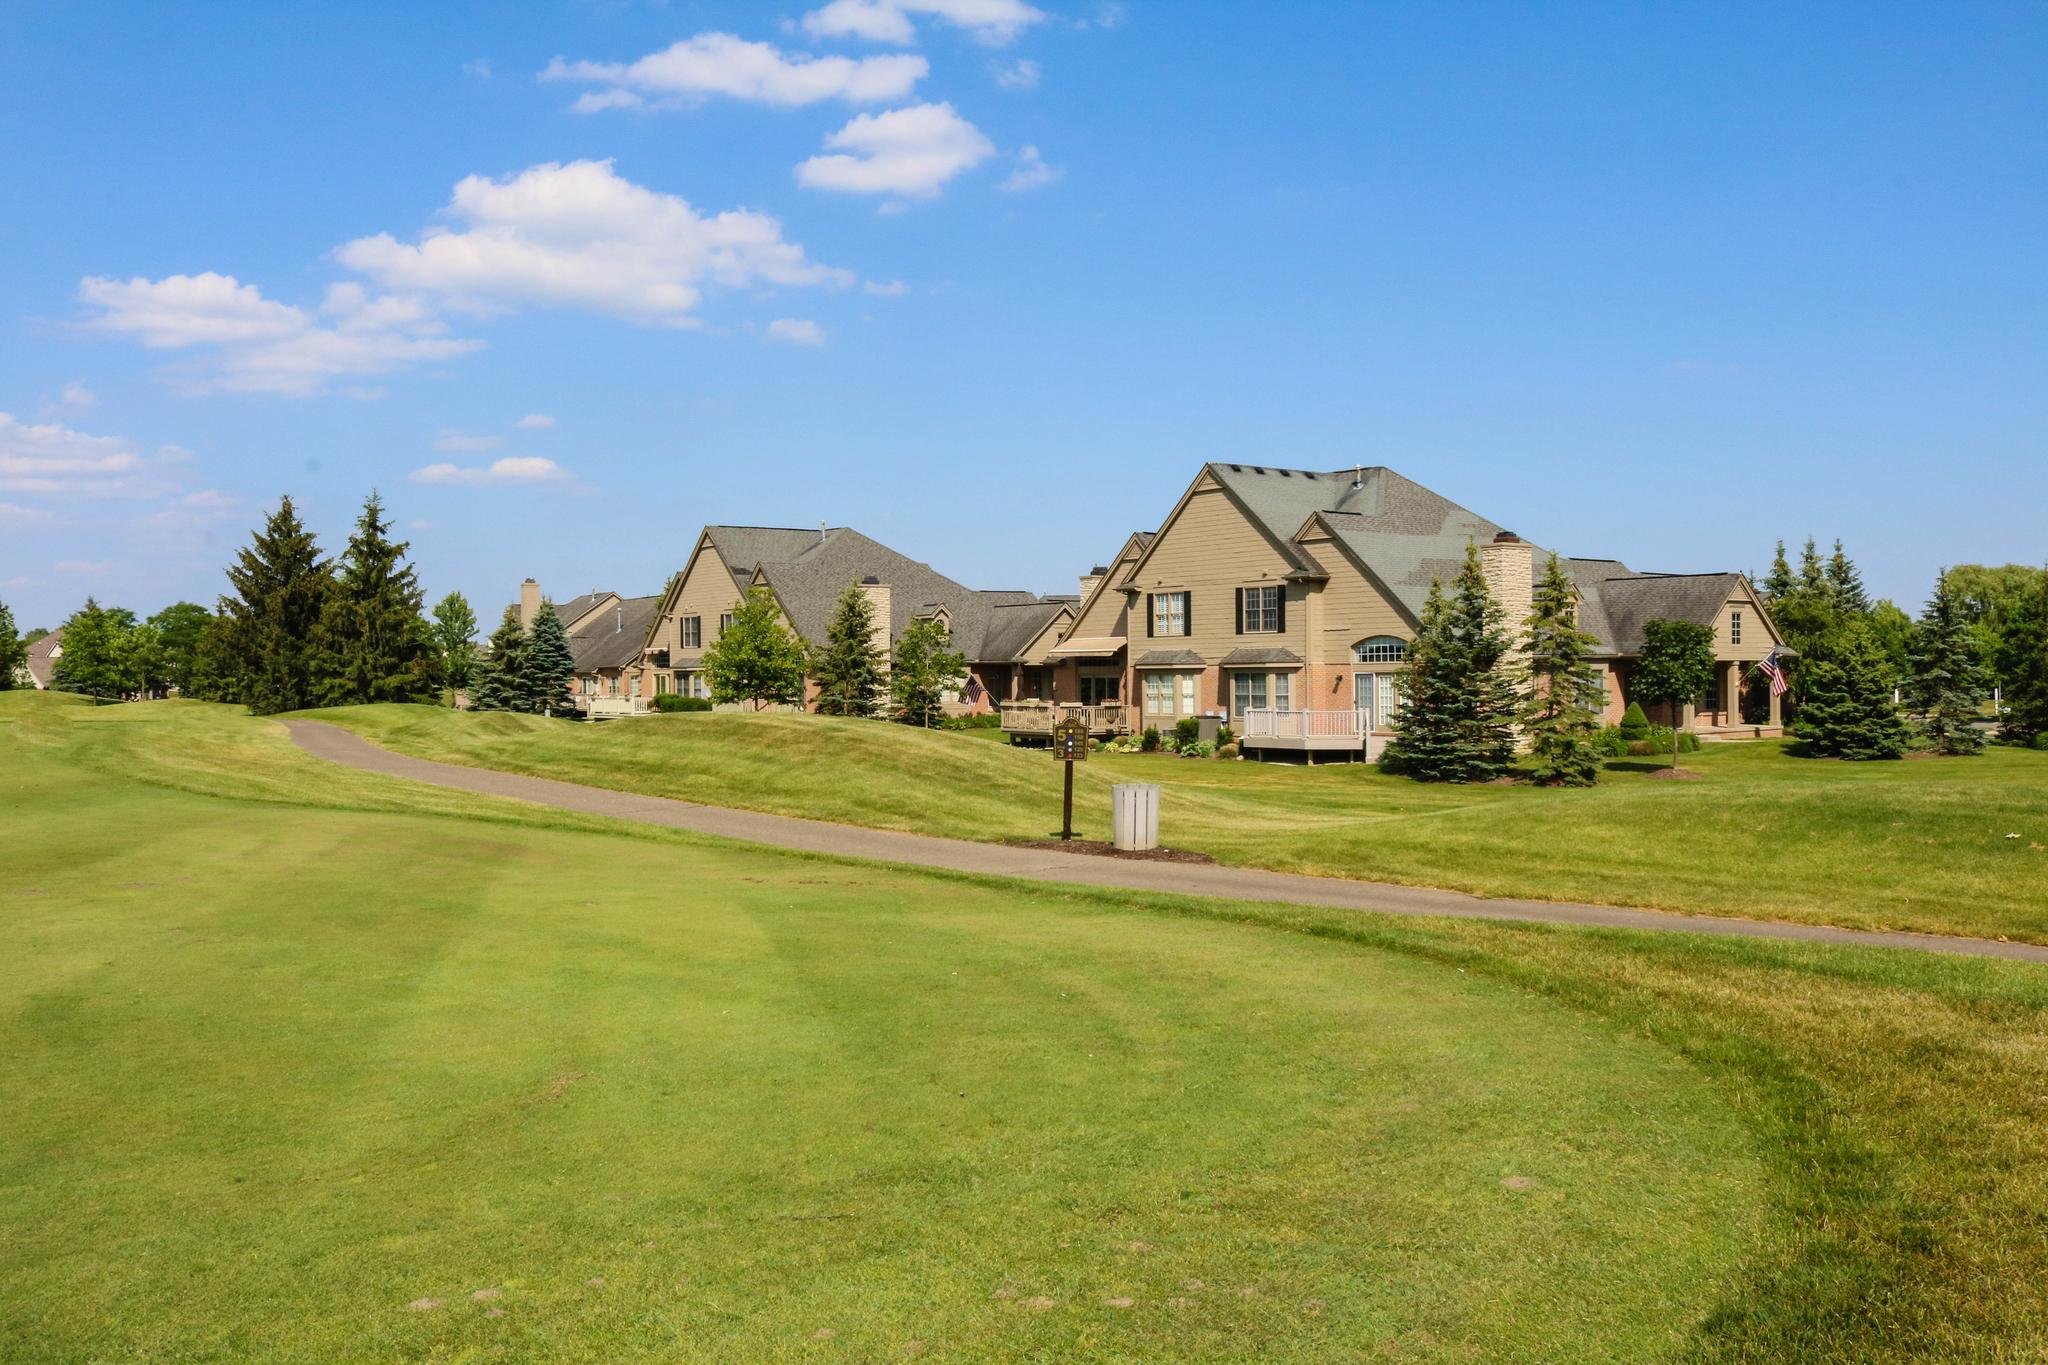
[1229, 463, 1242, 472]
[1494, 530, 1521, 543]
[1252, 466, 1266, 474]
[1279, 469, 1292, 477]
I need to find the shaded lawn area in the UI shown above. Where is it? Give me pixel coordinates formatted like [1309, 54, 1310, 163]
[308, 703, 2048, 942]
[1, 695, 1760, 1362]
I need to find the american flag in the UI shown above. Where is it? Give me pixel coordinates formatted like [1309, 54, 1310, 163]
[1758, 649, 1787, 696]
[963, 676, 984, 704]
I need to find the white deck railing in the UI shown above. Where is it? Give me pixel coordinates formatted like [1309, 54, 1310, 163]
[1240, 708, 1365, 740]
[585, 696, 651, 719]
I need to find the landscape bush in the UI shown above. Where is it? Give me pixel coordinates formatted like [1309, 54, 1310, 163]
[1216, 741, 1241, 759]
[1174, 716, 1202, 748]
[1592, 727, 1630, 758]
[1617, 702, 1652, 741]
[1140, 726, 1162, 753]
[938, 712, 1001, 730]
[1178, 740, 1215, 759]
[653, 694, 714, 713]
[1215, 724, 1235, 748]
[1622, 726, 1701, 757]
[2033, 733, 2048, 751]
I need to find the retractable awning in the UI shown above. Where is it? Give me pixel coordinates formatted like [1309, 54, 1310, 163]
[1046, 636, 1125, 659]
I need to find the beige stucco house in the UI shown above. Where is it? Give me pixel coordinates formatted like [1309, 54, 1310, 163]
[1011, 463, 1786, 759]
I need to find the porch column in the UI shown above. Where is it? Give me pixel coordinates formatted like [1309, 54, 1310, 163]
[1009, 667, 1020, 701]
[1723, 660, 1742, 726]
[1680, 698, 1696, 732]
[1768, 679, 1782, 728]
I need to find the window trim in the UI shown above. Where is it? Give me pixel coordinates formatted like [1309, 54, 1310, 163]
[1235, 584, 1284, 634]
[681, 615, 702, 649]
[1148, 590, 1190, 638]
[1730, 610, 1742, 645]
[1353, 635, 1409, 664]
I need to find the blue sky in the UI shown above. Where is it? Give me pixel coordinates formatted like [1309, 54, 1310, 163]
[2, 1, 2043, 631]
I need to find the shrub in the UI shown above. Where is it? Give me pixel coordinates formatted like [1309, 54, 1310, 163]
[938, 712, 1001, 731]
[1103, 734, 1143, 753]
[653, 694, 713, 713]
[1216, 742, 1240, 759]
[1215, 725, 1235, 749]
[2033, 733, 2048, 752]
[1178, 740, 1215, 759]
[1174, 716, 1201, 748]
[1592, 726, 1629, 758]
[1140, 726, 1162, 753]
[1622, 727, 1699, 756]
[1618, 702, 1651, 741]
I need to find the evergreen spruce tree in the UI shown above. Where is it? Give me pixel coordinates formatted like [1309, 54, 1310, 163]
[1761, 540, 1796, 604]
[217, 496, 331, 715]
[813, 583, 886, 717]
[311, 492, 441, 706]
[1382, 545, 1515, 782]
[431, 592, 479, 698]
[1905, 568, 1987, 755]
[890, 615, 966, 728]
[1800, 621, 1908, 760]
[1519, 553, 1605, 786]
[53, 598, 127, 703]
[1996, 568, 2048, 746]
[1797, 537, 1827, 595]
[703, 587, 808, 710]
[1632, 619, 1717, 771]
[522, 602, 577, 716]
[1825, 539, 1871, 616]
[473, 608, 529, 712]
[0, 598, 25, 689]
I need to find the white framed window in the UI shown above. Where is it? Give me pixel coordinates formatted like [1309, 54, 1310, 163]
[1730, 611, 1743, 645]
[1179, 671, 1196, 713]
[1237, 585, 1281, 633]
[1232, 672, 1266, 715]
[1144, 672, 1171, 714]
[718, 612, 735, 635]
[1150, 591, 1189, 637]
[682, 615, 702, 648]
[1354, 636, 1408, 664]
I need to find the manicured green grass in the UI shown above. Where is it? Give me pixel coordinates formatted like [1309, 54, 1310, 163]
[2, 694, 1762, 1362]
[312, 704, 2048, 942]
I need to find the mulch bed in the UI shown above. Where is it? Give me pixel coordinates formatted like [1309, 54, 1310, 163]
[1008, 839, 1218, 865]
[1643, 767, 1704, 780]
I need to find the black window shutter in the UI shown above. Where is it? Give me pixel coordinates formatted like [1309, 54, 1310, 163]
[1275, 590, 1287, 633]
[1234, 588, 1244, 635]
[1184, 594, 1192, 637]
[1146, 594, 1155, 638]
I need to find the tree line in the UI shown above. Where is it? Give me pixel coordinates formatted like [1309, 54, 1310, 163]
[700, 583, 964, 726]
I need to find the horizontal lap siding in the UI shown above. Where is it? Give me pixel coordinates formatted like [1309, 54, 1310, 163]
[1129, 488, 1304, 665]
[1715, 586, 1781, 661]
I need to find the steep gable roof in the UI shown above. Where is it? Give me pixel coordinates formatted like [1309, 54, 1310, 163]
[702, 526, 838, 592]
[24, 627, 65, 689]
[978, 598, 1074, 662]
[568, 594, 661, 673]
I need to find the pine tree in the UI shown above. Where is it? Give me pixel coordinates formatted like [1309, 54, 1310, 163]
[216, 496, 331, 715]
[703, 587, 808, 710]
[891, 615, 965, 728]
[1800, 621, 1908, 760]
[1996, 568, 2048, 746]
[1632, 619, 1717, 771]
[522, 602, 577, 716]
[1382, 545, 1515, 782]
[431, 592, 479, 698]
[0, 598, 25, 689]
[53, 598, 127, 703]
[1825, 540, 1871, 616]
[1797, 537, 1827, 595]
[1519, 553, 1605, 786]
[310, 493, 441, 707]
[1905, 568, 1986, 755]
[1761, 540, 1796, 604]
[813, 583, 886, 717]
[473, 608, 528, 712]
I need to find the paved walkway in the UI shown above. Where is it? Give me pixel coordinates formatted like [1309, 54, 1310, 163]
[283, 720, 2048, 966]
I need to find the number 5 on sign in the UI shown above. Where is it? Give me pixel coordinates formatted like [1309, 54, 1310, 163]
[1052, 717, 1087, 841]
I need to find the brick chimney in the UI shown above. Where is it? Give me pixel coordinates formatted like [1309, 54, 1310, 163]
[857, 575, 892, 669]
[519, 578, 542, 630]
[1079, 564, 1108, 600]
[1478, 532, 1534, 630]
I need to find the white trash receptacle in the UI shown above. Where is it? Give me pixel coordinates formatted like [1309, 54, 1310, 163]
[1112, 782, 1160, 851]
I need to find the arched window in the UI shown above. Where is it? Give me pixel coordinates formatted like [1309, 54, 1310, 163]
[1353, 636, 1408, 664]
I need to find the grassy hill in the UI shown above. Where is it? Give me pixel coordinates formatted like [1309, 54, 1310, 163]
[309, 704, 2048, 942]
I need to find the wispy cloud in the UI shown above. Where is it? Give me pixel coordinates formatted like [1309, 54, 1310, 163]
[542, 33, 925, 110]
[999, 144, 1060, 191]
[410, 456, 570, 487]
[514, 413, 555, 429]
[802, 0, 1045, 46]
[994, 58, 1040, 90]
[0, 412, 185, 498]
[432, 430, 504, 453]
[766, 318, 827, 346]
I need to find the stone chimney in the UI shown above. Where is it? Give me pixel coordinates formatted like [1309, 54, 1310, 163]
[519, 578, 542, 630]
[857, 575, 892, 669]
[1079, 565, 1108, 600]
[1478, 532, 1534, 630]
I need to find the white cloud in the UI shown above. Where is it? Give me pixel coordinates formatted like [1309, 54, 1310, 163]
[462, 57, 493, 80]
[433, 430, 504, 453]
[410, 456, 569, 487]
[147, 488, 242, 527]
[994, 58, 1040, 90]
[76, 272, 480, 396]
[0, 500, 53, 525]
[765, 318, 827, 345]
[543, 33, 925, 109]
[338, 159, 852, 325]
[803, 0, 1044, 46]
[514, 413, 555, 429]
[797, 103, 994, 198]
[999, 143, 1060, 191]
[60, 382, 97, 411]
[863, 279, 910, 297]
[0, 412, 181, 498]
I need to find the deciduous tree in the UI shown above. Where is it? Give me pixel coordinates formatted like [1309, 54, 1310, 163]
[431, 592, 479, 698]
[146, 602, 213, 696]
[0, 599, 25, 689]
[703, 587, 807, 711]
[52, 598, 127, 703]
[1631, 619, 1716, 771]
[890, 615, 964, 728]
[1997, 569, 2048, 747]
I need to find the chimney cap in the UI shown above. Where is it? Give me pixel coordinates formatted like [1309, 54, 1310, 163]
[860, 575, 881, 584]
[1090, 565, 1109, 575]
[1493, 531, 1521, 543]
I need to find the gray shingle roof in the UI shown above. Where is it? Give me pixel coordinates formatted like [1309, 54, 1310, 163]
[702, 526, 841, 593]
[978, 599, 1072, 662]
[24, 627, 64, 688]
[1220, 646, 1303, 666]
[551, 592, 616, 632]
[1134, 649, 1207, 667]
[569, 594, 661, 672]
[1588, 572, 1745, 655]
